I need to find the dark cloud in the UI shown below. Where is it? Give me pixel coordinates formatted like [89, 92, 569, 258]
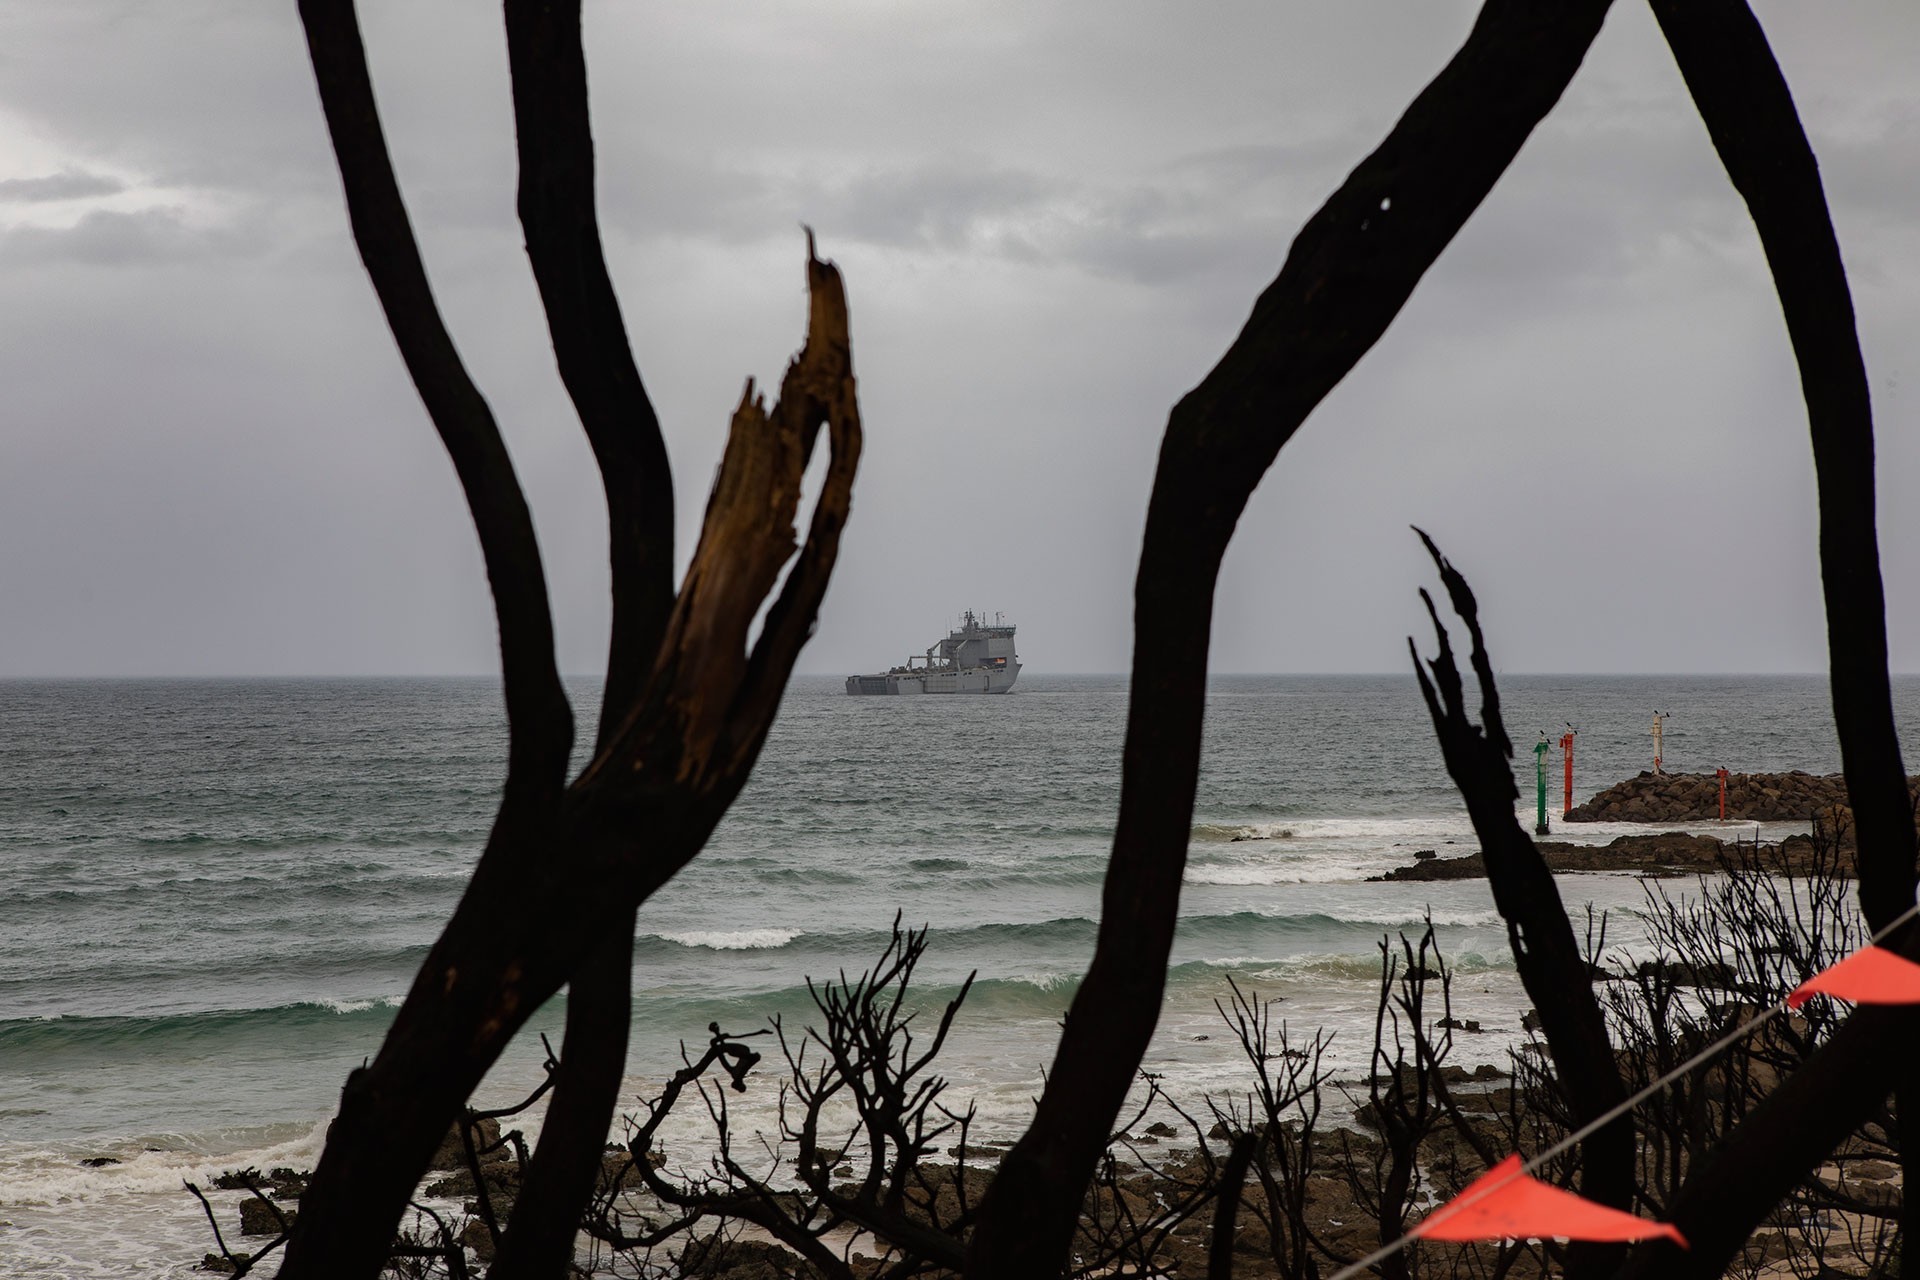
[0, 207, 269, 266]
[0, 169, 125, 202]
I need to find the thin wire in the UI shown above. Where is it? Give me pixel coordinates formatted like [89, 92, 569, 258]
[1325, 897, 1920, 1280]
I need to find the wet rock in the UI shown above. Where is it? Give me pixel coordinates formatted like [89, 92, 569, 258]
[598, 1148, 646, 1196]
[1629, 958, 1737, 987]
[1378, 831, 1753, 881]
[422, 1156, 520, 1207]
[267, 1167, 307, 1199]
[1371, 852, 1485, 882]
[429, 1115, 503, 1171]
[238, 1196, 293, 1237]
[676, 1236, 815, 1279]
[459, 1218, 497, 1264]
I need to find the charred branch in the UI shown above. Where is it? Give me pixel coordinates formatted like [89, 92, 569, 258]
[297, 0, 572, 794]
[1208, 1128, 1261, 1279]
[186, 1175, 290, 1278]
[503, 0, 675, 736]
[607, 924, 975, 1276]
[494, 6, 681, 1257]
[1409, 537, 1632, 1278]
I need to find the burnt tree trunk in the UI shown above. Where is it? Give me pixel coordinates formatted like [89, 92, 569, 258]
[965, 1, 1616, 1273]
[283, 3, 864, 1275]
[1610, 0, 1917, 1272]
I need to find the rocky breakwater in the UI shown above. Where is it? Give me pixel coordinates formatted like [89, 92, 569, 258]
[1564, 770, 1920, 827]
[1374, 832, 1732, 882]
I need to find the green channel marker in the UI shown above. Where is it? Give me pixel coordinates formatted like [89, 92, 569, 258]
[1533, 735, 1551, 836]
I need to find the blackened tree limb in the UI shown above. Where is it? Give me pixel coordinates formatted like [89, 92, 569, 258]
[731, 232, 862, 741]
[298, 0, 572, 792]
[586, 243, 861, 794]
[504, 0, 676, 739]
[1648, 0, 1912, 934]
[1409, 536, 1632, 1280]
[488, 3, 675, 1269]
[965, 1, 1614, 1273]
[1208, 1131, 1260, 1280]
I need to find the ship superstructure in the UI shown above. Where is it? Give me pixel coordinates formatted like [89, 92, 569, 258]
[845, 611, 1020, 695]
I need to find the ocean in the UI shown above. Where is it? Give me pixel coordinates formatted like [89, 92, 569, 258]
[3, 673, 1915, 1274]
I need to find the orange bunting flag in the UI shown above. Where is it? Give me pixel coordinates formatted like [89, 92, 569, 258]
[1787, 945, 1920, 1009]
[1411, 1155, 1687, 1247]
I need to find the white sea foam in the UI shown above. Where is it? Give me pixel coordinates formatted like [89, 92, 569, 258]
[0, 1120, 328, 1207]
[1228, 815, 1478, 844]
[1185, 863, 1378, 886]
[1192, 822, 1284, 843]
[1268, 905, 1503, 929]
[317, 995, 402, 1015]
[659, 928, 800, 950]
[0, 1121, 347, 1277]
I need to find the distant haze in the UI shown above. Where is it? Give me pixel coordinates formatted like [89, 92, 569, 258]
[1, 1, 1916, 678]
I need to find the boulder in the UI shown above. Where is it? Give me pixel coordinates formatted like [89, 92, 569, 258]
[429, 1115, 503, 1171]
[459, 1218, 497, 1264]
[1370, 852, 1485, 882]
[211, 1167, 262, 1191]
[238, 1196, 293, 1237]
[675, 1237, 812, 1279]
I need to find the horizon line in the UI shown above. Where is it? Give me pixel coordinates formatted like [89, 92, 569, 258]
[0, 669, 1905, 681]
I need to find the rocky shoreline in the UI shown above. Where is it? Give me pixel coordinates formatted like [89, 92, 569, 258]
[1371, 767, 1920, 883]
[1382, 832, 1728, 882]
[1371, 830, 1833, 882]
[191, 1083, 1522, 1279]
[190, 1059, 1896, 1280]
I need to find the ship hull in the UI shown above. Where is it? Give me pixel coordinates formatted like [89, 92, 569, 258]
[846, 612, 1020, 695]
[845, 662, 1020, 695]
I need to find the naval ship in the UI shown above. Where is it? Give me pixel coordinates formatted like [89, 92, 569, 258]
[845, 611, 1021, 694]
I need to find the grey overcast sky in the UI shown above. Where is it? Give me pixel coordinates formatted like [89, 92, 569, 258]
[0, 1, 1915, 678]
